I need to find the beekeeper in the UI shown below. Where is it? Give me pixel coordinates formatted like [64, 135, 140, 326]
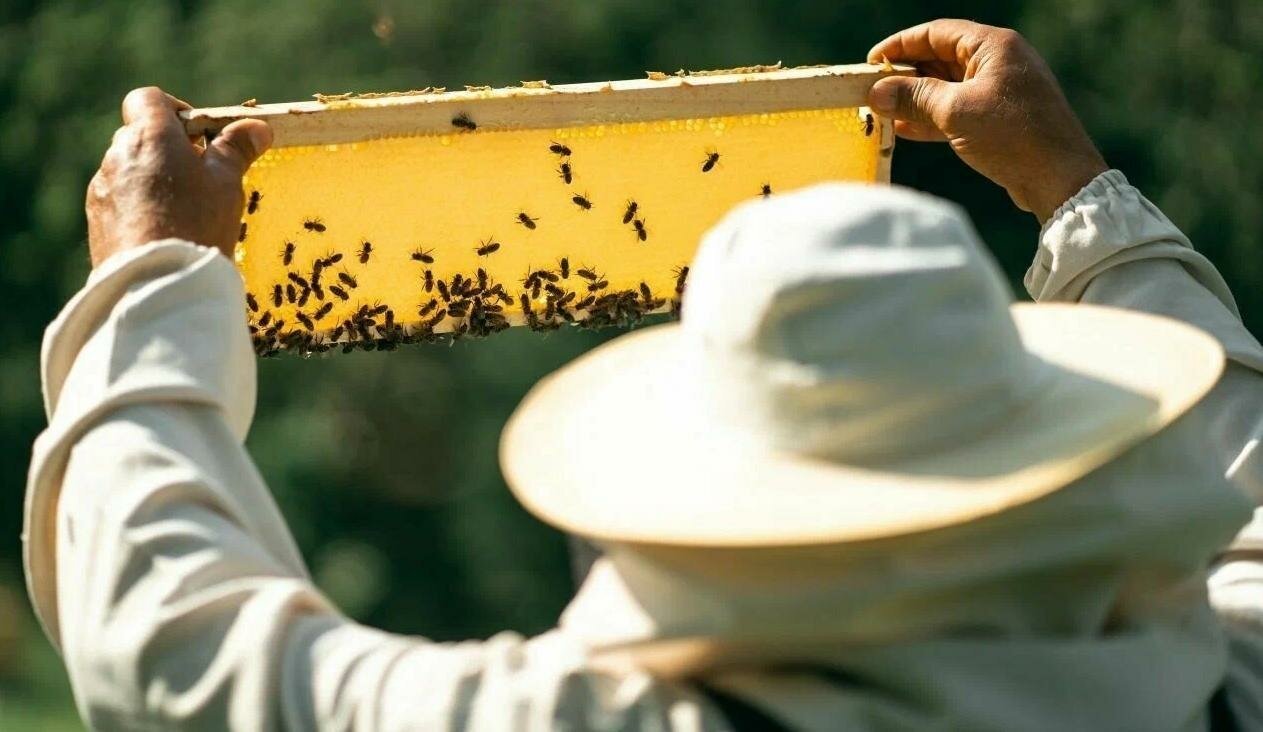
[24, 18, 1263, 731]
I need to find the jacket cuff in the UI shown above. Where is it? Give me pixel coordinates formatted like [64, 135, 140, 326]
[1023, 170, 1239, 316]
[40, 239, 256, 437]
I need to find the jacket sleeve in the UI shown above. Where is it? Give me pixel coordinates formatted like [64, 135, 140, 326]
[24, 241, 724, 731]
[1025, 170, 1263, 726]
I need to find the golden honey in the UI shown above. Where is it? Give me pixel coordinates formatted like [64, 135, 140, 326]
[234, 102, 887, 354]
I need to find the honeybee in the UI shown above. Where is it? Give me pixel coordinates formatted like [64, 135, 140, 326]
[247, 190, 262, 214]
[476, 239, 501, 256]
[701, 149, 720, 173]
[246, 293, 259, 312]
[549, 141, 571, 156]
[358, 241, 373, 263]
[761, 183, 773, 198]
[281, 241, 295, 265]
[287, 272, 309, 289]
[516, 212, 538, 229]
[422, 269, 434, 293]
[330, 284, 349, 301]
[238, 222, 248, 242]
[272, 284, 283, 307]
[296, 312, 314, 331]
[862, 112, 874, 137]
[452, 112, 477, 130]
[558, 257, 570, 279]
[303, 218, 326, 233]
[622, 200, 638, 224]
[314, 302, 333, 320]
[632, 219, 648, 241]
[411, 248, 435, 264]
[424, 308, 447, 329]
[572, 193, 592, 210]
[338, 271, 358, 288]
[674, 265, 690, 294]
[558, 162, 573, 184]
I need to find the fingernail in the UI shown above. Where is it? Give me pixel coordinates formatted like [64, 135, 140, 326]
[868, 80, 897, 115]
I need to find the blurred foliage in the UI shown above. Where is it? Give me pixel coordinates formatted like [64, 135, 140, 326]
[0, 1, 1259, 727]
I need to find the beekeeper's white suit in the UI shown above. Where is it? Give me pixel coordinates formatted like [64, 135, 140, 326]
[24, 172, 1263, 730]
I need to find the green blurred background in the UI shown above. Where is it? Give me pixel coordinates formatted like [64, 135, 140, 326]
[1, 1, 1260, 727]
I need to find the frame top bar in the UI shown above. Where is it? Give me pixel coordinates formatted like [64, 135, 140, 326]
[181, 62, 914, 147]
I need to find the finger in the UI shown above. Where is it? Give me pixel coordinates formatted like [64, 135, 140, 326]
[867, 18, 986, 68]
[892, 120, 949, 143]
[204, 118, 273, 177]
[121, 87, 189, 148]
[121, 86, 186, 125]
[868, 75, 957, 129]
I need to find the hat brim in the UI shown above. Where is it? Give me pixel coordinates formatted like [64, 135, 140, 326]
[500, 303, 1224, 547]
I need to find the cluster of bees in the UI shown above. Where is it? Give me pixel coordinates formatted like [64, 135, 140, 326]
[241, 172, 690, 356]
[244, 236, 689, 357]
[234, 104, 848, 357]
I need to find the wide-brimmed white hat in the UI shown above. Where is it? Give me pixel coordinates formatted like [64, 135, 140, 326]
[500, 184, 1224, 547]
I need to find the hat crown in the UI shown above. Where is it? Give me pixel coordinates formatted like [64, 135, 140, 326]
[683, 183, 1033, 461]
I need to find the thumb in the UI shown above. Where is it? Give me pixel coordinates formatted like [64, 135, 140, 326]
[205, 118, 272, 176]
[867, 76, 956, 130]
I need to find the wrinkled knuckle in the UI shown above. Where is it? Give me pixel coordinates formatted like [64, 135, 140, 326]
[906, 80, 928, 111]
[87, 171, 110, 203]
[993, 28, 1027, 53]
[910, 80, 942, 121]
[124, 85, 162, 106]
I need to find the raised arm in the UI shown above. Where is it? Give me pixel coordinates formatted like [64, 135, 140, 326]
[871, 20, 1263, 724]
[26, 88, 720, 730]
[867, 19, 1263, 463]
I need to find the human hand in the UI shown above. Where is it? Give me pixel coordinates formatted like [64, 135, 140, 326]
[86, 87, 272, 266]
[867, 19, 1108, 222]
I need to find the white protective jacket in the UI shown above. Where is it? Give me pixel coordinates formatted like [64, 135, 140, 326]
[22, 170, 1263, 730]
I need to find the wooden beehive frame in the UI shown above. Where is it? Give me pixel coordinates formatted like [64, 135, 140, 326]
[183, 63, 912, 355]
